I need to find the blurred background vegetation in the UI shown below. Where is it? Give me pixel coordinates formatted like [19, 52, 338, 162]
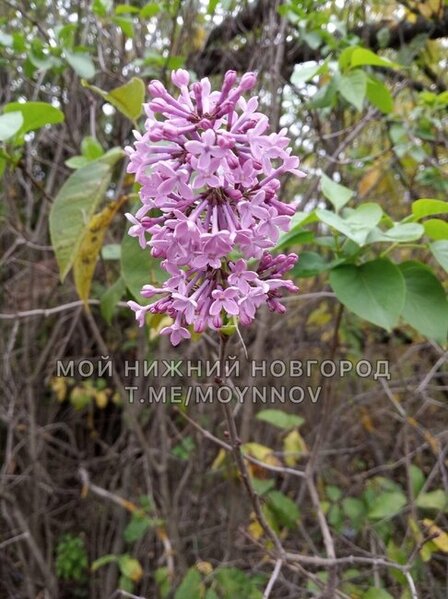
[0, 0, 448, 598]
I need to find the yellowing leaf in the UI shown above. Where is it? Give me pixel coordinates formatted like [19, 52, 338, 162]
[95, 390, 109, 409]
[418, 0, 442, 18]
[358, 167, 382, 198]
[195, 561, 213, 575]
[242, 443, 281, 467]
[361, 408, 374, 433]
[247, 515, 264, 540]
[408, 516, 434, 561]
[50, 377, 68, 402]
[148, 313, 173, 340]
[191, 24, 206, 51]
[50, 149, 124, 281]
[423, 519, 448, 553]
[112, 391, 122, 406]
[283, 430, 308, 466]
[74, 196, 127, 304]
[307, 303, 332, 326]
[84, 77, 145, 122]
[405, 10, 417, 23]
[422, 540, 438, 562]
[118, 555, 143, 582]
[211, 448, 227, 471]
[422, 429, 441, 455]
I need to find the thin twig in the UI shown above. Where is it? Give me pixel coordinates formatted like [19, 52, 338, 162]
[0, 299, 129, 319]
[263, 558, 283, 599]
[177, 407, 306, 478]
[218, 335, 286, 558]
[0, 531, 29, 549]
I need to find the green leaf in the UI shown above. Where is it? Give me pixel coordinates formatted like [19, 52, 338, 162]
[338, 47, 356, 70]
[120, 222, 167, 302]
[115, 4, 140, 14]
[291, 251, 330, 277]
[416, 489, 448, 512]
[174, 568, 202, 599]
[207, 0, 220, 13]
[363, 589, 394, 599]
[289, 210, 319, 228]
[412, 198, 448, 219]
[274, 228, 314, 250]
[121, 230, 150, 302]
[55, 23, 77, 45]
[64, 50, 95, 79]
[85, 77, 145, 121]
[328, 503, 343, 527]
[3, 102, 64, 134]
[91, 554, 117, 571]
[329, 259, 405, 330]
[431, 240, 448, 273]
[317, 203, 383, 246]
[327, 485, 342, 502]
[50, 163, 110, 280]
[214, 568, 263, 598]
[337, 70, 367, 111]
[118, 576, 134, 592]
[350, 47, 399, 69]
[140, 2, 160, 18]
[93, 0, 112, 17]
[172, 436, 195, 460]
[366, 77, 393, 114]
[256, 409, 304, 429]
[342, 497, 366, 525]
[97, 146, 126, 167]
[123, 513, 152, 543]
[399, 261, 448, 343]
[81, 136, 104, 159]
[387, 540, 407, 585]
[311, 80, 338, 109]
[155, 567, 171, 599]
[29, 50, 60, 71]
[0, 112, 23, 141]
[424, 218, 448, 240]
[65, 156, 91, 169]
[366, 222, 424, 244]
[100, 276, 126, 324]
[320, 173, 354, 212]
[343, 204, 384, 244]
[50, 150, 124, 280]
[367, 491, 407, 520]
[117, 555, 143, 582]
[164, 55, 186, 70]
[409, 465, 425, 498]
[107, 77, 145, 120]
[266, 490, 300, 529]
[303, 31, 322, 50]
[291, 63, 322, 86]
[112, 16, 134, 38]
[252, 478, 275, 496]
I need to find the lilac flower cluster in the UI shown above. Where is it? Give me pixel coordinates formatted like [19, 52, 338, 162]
[125, 69, 305, 346]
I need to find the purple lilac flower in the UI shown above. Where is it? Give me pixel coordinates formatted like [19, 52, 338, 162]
[125, 69, 305, 345]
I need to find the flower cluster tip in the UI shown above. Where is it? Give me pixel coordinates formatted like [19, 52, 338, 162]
[125, 69, 305, 345]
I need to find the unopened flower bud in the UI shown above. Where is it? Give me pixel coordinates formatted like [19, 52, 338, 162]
[171, 69, 190, 87]
[148, 80, 167, 98]
[239, 72, 257, 91]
